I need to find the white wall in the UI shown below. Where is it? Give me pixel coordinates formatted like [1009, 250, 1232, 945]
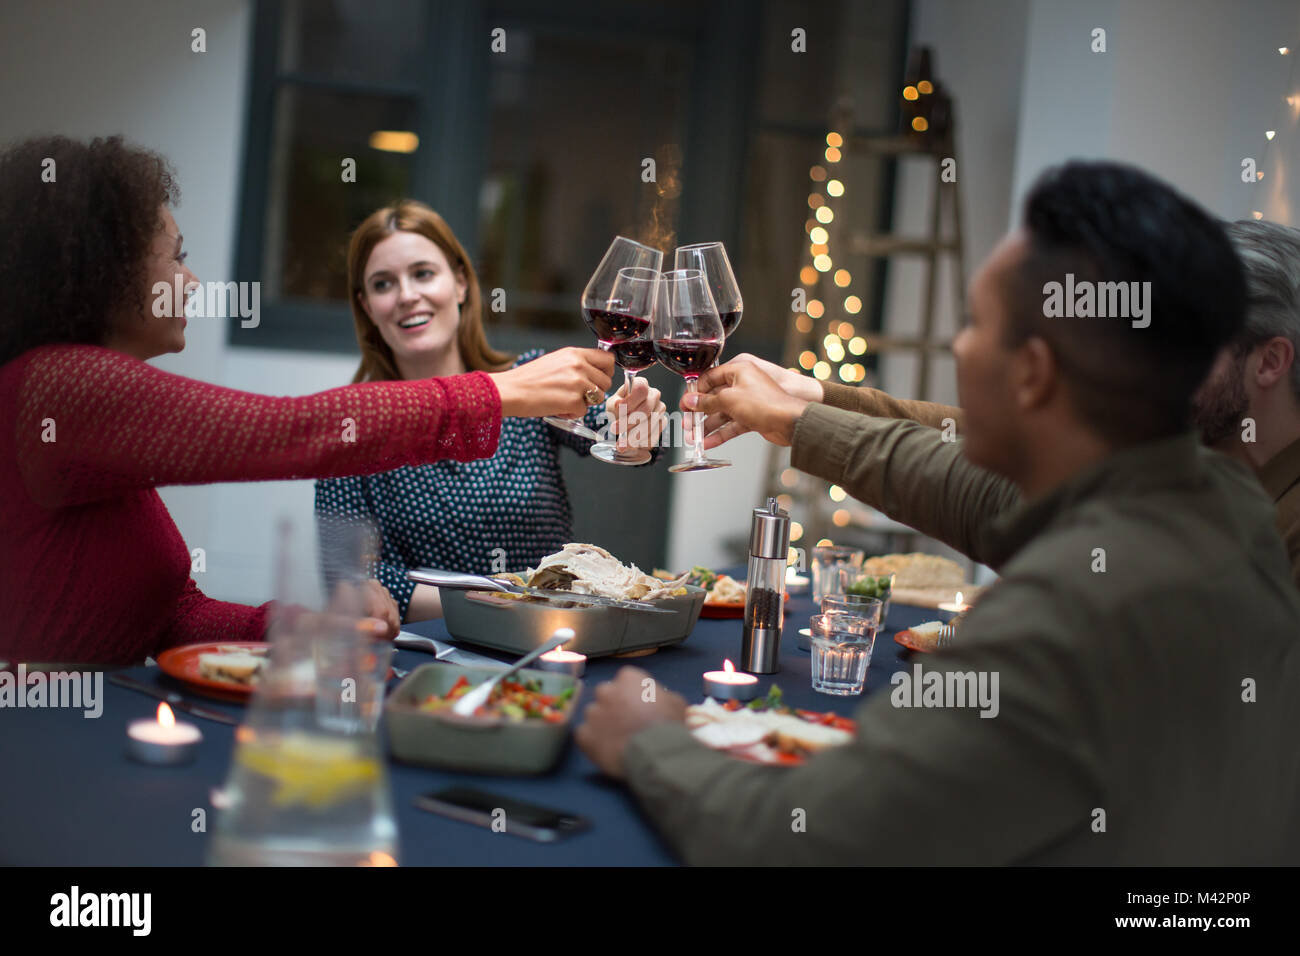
[879, 0, 1031, 405]
[881, 0, 1300, 407]
[1011, 0, 1299, 222]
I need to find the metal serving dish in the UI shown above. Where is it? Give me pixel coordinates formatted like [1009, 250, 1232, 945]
[386, 663, 581, 775]
[440, 585, 707, 658]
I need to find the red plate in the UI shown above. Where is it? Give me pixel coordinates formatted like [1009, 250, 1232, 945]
[894, 629, 940, 653]
[700, 589, 790, 619]
[156, 641, 269, 701]
[700, 601, 745, 619]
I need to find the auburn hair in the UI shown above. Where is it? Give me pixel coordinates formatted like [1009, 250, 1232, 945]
[346, 200, 513, 382]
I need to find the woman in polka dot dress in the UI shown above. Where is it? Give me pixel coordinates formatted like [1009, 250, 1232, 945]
[315, 200, 667, 622]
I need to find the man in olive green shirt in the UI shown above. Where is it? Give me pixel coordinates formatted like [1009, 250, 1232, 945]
[713, 218, 1300, 590]
[575, 162, 1300, 865]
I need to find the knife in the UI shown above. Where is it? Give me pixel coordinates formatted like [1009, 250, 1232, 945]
[108, 674, 240, 725]
[408, 568, 674, 614]
[394, 632, 506, 667]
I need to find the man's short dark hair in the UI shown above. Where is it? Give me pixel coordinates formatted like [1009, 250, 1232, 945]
[1004, 161, 1246, 445]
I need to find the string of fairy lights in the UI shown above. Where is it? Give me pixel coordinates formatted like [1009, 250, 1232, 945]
[777, 130, 868, 550]
[789, 130, 871, 390]
[1251, 44, 1298, 220]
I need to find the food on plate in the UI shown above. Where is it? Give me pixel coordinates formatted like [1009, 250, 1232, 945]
[655, 565, 746, 604]
[686, 686, 855, 764]
[903, 620, 950, 651]
[198, 649, 267, 685]
[847, 573, 893, 600]
[702, 574, 745, 605]
[862, 552, 965, 590]
[418, 673, 575, 722]
[492, 544, 690, 604]
[896, 614, 964, 652]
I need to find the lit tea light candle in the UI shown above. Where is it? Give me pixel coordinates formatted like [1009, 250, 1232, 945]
[127, 702, 202, 765]
[938, 591, 971, 614]
[702, 659, 760, 701]
[535, 628, 586, 677]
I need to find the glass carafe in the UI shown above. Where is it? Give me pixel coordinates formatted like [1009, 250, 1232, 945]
[208, 519, 398, 866]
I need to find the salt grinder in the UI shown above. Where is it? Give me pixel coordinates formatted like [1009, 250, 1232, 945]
[741, 497, 791, 674]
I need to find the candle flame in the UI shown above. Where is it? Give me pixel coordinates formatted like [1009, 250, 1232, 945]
[723, 659, 735, 674]
[954, 592, 964, 606]
[157, 702, 175, 727]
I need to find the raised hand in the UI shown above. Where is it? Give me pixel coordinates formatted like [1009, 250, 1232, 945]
[681, 359, 812, 449]
[605, 376, 667, 450]
[488, 347, 615, 419]
[687, 353, 822, 446]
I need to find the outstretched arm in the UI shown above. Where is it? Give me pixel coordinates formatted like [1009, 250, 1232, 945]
[17, 345, 503, 508]
[684, 360, 1020, 565]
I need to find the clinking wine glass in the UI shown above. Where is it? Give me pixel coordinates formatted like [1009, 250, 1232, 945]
[653, 268, 731, 473]
[543, 236, 662, 449]
[590, 267, 659, 466]
[673, 242, 742, 349]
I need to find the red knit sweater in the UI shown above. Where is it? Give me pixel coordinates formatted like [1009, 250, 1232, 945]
[0, 345, 502, 665]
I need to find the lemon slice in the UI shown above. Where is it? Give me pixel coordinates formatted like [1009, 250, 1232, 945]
[235, 732, 381, 809]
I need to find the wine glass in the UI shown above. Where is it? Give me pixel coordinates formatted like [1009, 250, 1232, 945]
[590, 267, 659, 466]
[674, 242, 742, 347]
[544, 236, 662, 445]
[652, 268, 731, 473]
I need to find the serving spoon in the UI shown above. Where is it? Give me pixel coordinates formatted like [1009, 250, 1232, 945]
[451, 632, 571, 717]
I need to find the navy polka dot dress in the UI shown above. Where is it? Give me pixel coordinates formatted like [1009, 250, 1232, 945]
[314, 349, 652, 618]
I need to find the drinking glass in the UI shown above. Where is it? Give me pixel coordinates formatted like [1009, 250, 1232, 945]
[544, 236, 662, 446]
[208, 517, 397, 866]
[839, 569, 896, 628]
[674, 242, 742, 345]
[653, 268, 730, 472]
[810, 545, 865, 603]
[590, 267, 659, 466]
[819, 594, 883, 633]
[809, 612, 876, 696]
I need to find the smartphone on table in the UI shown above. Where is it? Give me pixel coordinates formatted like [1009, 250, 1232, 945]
[414, 786, 591, 843]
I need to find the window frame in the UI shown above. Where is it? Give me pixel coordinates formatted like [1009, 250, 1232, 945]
[230, 0, 759, 355]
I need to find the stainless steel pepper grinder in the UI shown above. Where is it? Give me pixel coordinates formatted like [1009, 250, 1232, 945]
[741, 497, 791, 674]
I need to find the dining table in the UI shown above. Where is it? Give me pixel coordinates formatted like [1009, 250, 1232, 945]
[0, 579, 939, 866]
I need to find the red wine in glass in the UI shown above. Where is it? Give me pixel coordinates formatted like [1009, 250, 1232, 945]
[545, 236, 662, 452]
[654, 268, 730, 473]
[612, 338, 658, 372]
[675, 243, 742, 364]
[653, 337, 723, 376]
[584, 308, 651, 344]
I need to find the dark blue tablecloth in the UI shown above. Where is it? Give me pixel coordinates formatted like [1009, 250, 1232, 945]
[0, 588, 937, 865]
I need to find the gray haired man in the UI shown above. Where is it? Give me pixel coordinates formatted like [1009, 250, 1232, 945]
[1192, 220, 1300, 586]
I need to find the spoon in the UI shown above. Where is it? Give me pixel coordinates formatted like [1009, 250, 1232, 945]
[451, 632, 570, 716]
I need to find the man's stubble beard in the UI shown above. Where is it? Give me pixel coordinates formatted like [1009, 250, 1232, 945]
[1190, 351, 1250, 447]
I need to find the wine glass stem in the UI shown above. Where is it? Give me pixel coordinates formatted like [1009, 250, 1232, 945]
[618, 370, 638, 448]
[687, 376, 704, 463]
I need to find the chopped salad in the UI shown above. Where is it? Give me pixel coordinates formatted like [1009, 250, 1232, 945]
[419, 674, 575, 722]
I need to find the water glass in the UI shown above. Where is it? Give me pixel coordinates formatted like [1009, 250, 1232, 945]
[314, 633, 394, 734]
[839, 569, 895, 628]
[819, 594, 883, 631]
[811, 545, 865, 604]
[809, 613, 875, 696]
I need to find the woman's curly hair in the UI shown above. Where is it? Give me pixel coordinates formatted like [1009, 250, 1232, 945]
[0, 135, 179, 365]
